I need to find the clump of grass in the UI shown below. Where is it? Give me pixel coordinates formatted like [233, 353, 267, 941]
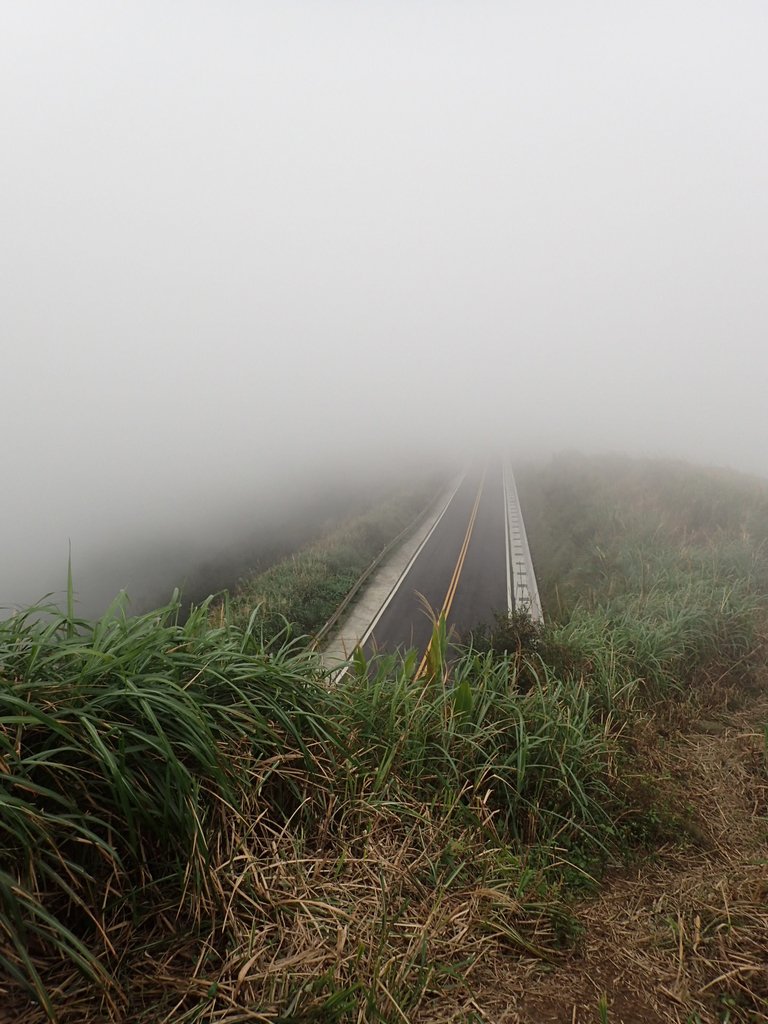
[344, 644, 620, 850]
[2, 599, 621, 1022]
[0, 594, 339, 1019]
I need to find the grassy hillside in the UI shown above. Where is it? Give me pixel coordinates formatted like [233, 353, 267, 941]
[219, 479, 442, 639]
[1, 455, 767, 1023]
[518, 453, 768, 621]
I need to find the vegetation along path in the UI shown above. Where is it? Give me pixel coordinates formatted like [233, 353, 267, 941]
[1, 453, 767, 1022]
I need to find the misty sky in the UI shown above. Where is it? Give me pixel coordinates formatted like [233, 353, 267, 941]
[3, 2, 768, 608]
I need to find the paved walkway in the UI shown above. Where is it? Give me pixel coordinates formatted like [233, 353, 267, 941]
[320, 480, 458, 669]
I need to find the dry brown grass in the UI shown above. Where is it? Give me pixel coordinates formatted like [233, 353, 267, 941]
[461, 687, 768, 1024]
[5, 679, 764, 1024]
[3, 769, 564, 1024]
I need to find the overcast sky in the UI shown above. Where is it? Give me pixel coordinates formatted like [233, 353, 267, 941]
[3, 1, 767, 609]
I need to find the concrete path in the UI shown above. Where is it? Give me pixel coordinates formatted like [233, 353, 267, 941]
[359, 464, 507, 661]
[320, 478, 460, 669]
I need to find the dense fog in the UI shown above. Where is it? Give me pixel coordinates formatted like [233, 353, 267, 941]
[3, 2, 767, 612]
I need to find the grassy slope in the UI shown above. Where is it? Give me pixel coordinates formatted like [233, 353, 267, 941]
[1, 454, 767, 1023]
[508, 455, 768, 1023]
[220, 480, 441, 638]
[518, 453, 768, 621]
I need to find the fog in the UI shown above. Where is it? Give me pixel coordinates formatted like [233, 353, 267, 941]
[3, 2, 767, 612]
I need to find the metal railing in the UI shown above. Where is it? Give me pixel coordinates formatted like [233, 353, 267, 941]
[503, 463, 543, 622]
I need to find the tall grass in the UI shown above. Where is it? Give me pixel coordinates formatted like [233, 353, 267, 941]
[0, 595, 339, 1018]
[2, 595, 628, 1021]
[343, 650, 618, 848]
[3, 454, 768, 1021]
